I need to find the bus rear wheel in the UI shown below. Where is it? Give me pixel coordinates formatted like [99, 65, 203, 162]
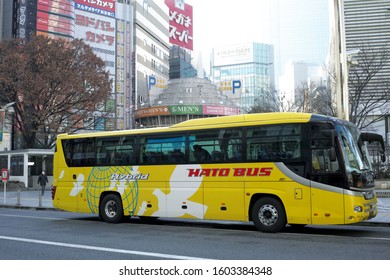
[100, 194, 124, 223]
[251, 197, 286, 233]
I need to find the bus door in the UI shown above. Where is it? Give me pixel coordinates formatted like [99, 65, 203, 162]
[309, 125, 345, 224]
[76, 138, 96, 213]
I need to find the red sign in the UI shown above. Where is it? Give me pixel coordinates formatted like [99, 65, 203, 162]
[38, 0, 74, 17]
[37, 11, 74, 36]
[165, 0, 193, 51]
[1, 169, 9, 182]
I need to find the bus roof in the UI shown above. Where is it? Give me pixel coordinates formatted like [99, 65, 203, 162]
[57, 112, 332, 139]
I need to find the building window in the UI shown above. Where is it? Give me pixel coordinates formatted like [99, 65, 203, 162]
[10, 155, 23, 176]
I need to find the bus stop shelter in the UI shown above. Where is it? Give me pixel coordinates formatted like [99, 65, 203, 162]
[0, 149, 54, 189]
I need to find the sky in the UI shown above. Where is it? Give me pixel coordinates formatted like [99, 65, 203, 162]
[185, 0, 272, 67]
[183, 0, 331, 80]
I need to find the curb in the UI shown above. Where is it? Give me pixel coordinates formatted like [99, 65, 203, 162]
[0, 204, 61, 211]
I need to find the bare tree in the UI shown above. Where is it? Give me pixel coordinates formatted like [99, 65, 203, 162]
[347, 43, 390, 130]
[249, 88, 297, 113]
[0, 35, 112, 149]
[295, 79, 337, 116]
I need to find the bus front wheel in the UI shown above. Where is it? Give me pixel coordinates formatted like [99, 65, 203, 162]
[251, 197, 286, 233]
[100, 194, 124, 223]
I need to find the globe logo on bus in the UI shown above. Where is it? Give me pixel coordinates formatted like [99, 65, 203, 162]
[85, 166, 139, 215]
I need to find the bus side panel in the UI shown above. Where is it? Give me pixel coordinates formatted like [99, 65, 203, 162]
[280, 182, 311, 225]
[245, 181, 311, 225]
[310, 187, 344, 224]
[135, 165, 204, 219]
[204, 181, 245, 221]
[52, 167, 79, 213]
[135, 180, 167, 217]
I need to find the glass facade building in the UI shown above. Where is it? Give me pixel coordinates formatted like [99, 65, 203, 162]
[211, 42, 274, 112]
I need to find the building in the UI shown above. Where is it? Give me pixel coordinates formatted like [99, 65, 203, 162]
[133, 0, 170, 115]
[342, 0, 390, 141]
[169, 45, 197, 79]
[0, 0, 13, 40]
[279, 61, 327, 109]
[211, 42, 274, 112]
[134, 77, 239, 128]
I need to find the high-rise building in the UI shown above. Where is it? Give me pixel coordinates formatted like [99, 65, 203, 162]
[133, 0, 170, 110]
[342, 0, 390, 140]
[2, 0, 173, 131]
[169, 45, 197, 79]
[1, 0, 14, 40]
[343, 0, 390, 100]
[211, 42, 274, 112]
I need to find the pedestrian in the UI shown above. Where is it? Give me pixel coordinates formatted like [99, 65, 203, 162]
[38, 171, 48, 195]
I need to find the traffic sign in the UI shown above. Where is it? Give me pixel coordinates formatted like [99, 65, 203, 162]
[1, 168, 9, 182]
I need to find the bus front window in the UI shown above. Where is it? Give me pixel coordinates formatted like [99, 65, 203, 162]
[338, 124, 375, 190]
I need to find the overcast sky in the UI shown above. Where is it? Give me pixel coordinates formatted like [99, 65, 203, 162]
[185, 0, 272, 65]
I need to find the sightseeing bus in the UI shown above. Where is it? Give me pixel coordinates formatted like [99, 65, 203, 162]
[51, 113, 385, 232]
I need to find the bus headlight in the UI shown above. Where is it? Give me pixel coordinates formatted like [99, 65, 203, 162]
[354, 206, 363, 213]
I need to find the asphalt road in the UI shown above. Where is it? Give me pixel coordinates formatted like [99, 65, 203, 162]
[1, 208, 390, 260]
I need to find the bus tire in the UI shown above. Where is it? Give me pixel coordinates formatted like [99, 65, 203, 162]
[251, 197, 286, 233]
[100, 194, 124, 223]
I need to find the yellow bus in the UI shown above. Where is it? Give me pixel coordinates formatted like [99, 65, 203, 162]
[52, 113, 385, 232]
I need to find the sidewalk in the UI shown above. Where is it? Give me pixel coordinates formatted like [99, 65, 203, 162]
[0, 189, 54, 209]
[0, 187, 389, 226]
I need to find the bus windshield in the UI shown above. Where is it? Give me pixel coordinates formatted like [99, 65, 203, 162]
[337, 124, 372, 173]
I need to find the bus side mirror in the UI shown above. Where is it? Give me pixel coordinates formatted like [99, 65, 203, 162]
[360, 132, 386, 162]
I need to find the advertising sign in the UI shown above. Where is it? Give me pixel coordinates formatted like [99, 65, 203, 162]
[36, 11, 74, 37]
[74, 11, 116, 74]
[74, 0, 115, 18]
[37, 0, 75, 38]
[217, 80, 242, 95]
[214, 43, 254, 67]
[134, 106, 171, 118]
[38, 0, 74, 17]
[169, 105, 202, 115]
[165, 0, 193, 51]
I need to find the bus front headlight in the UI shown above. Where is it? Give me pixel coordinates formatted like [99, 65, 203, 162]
[354, 206, 363, 213]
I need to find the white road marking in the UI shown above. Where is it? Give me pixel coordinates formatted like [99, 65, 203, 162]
[0, 235, 211, 260]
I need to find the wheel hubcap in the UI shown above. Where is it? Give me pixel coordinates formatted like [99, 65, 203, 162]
[259, 204, 278, 226]
[105, 200, 118, 218]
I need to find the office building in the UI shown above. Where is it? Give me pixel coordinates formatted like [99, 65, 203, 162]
[343, 0, 390, 140]
[211, 42, 274, 112]
[169, 45, 197, 79]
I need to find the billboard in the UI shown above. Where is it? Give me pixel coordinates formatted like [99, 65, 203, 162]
[134, 105, 240, 118]
[74, 0, 115, 18]
[213, 43, 254, 67]
[37, 0, 75, 38]
[74, 11, 116, 74]
[17, 0, 37, 39]
[165, 0, 193, 51]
